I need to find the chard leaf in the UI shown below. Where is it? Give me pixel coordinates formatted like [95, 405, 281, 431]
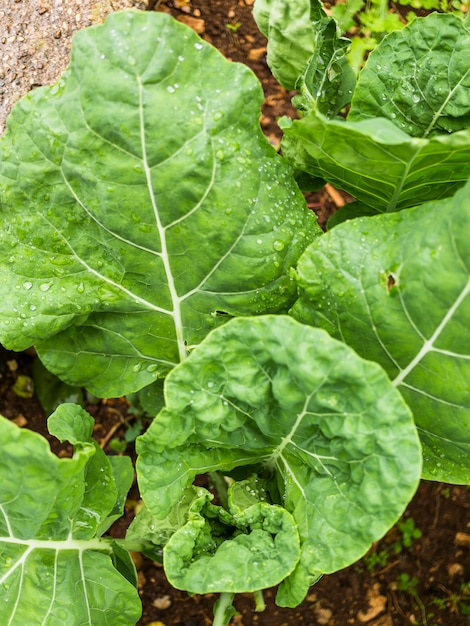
[254, 0, 325, 90]
[254, 0, 355, 116]
[349, 14, 470, 138]
[0, 407, 140, 625]
[280, 111, 470, 214]
[163, 481, 300, 594]
[292, 180, 470, 484]
[0, 11, 318, 397]
[137, 315, 421, 605]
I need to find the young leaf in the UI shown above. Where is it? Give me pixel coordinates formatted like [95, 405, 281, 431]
[163, 481, 300, 594]
[137, 315, 421, 606]
[292, 180, 470, 484]
[254, 0, 325, 90]
[254, 0, 355, 116]
[0, 406, 140, 625]
[349, 14, 470, 138]
[280, 111, 470, 214]
[0, 11, 318, 397]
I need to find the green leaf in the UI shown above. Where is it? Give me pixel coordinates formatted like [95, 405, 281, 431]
[137, 315, 421, 605]
[349, 14, 470, 138]
[0, 11, 318, 397]
[254, 0, 324, 89]
[163, 482, 300, 594]
[254, 0, 355, 115]
[32, 358, 84, 416]
[280, 111, 470, 214]
[292, 180, 470, 483]
[0, 408, 140, 624]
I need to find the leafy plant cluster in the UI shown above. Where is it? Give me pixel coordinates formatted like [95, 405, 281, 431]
[330, 0, 467, 72]
[0, 0, 469, 624]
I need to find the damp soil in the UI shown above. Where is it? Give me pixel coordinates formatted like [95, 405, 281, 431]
[1, 1, 470, 626]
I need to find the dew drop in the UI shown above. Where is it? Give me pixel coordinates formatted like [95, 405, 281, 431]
[23, 281, 32, 290]
[76, 283, 85, 293]
[273, 240, 285, 251]
[412, 94, 420, 103]
[39, 283, 51, 292]
[194, 42, 203, 50]
[213, 111, 224, 121]
[132, 363, 142, 372]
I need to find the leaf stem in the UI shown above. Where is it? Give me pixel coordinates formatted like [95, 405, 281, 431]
[213, 592, 235, 626]
[253, 589, 266, 612]
[209, 471, 229, 510]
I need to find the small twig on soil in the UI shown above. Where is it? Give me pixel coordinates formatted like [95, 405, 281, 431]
[325, 183, 347, 209]
[431, 484, 443, 529]
[146, 0, 164, 10]
[371, 558, 401, 577]
[99, 409, 135, 449]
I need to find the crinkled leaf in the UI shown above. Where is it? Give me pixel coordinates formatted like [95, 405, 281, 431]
[254, 0, 355, 115]
[0, 408, 140, 625]
[0, 11, 318, 397]
[137, 315, 421, 605]
[126, 487, 200, 562]
[280, 111, 470, 215]
[49, 404, 134, 538]
[349, 14, 470, 138]
[292, 180, 470, 484]
[163, 481, 300, 594]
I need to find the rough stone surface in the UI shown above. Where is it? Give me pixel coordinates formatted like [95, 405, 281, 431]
[0, 0, 147, 133]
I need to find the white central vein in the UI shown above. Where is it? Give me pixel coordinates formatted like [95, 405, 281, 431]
[393, 277, 470, 386]
[137, 77, 186, 361]
[423, 66, 470, 138]
[268, 393, 314, 467]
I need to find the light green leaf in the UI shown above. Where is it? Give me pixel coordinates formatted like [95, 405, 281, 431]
[0, 408, 140, 624]
[163, 481, 300, 594]
[0, 11, 318, 397]
[292, 180, 470, 483]
[349, 14, 470, 138]
[254, 0, 324, 90]
[137, 315, 421, 605]
[280, 110, 470, 214]
[254, 0, 355, 116]
[49, 404, 134, 538]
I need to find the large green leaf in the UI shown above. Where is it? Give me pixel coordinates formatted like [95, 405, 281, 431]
[349, 14, 470, 138]
[0, 11, 318, 397]
[0, 406, 140, 625]
[137, 315, 421, 606]
[292, 180, 470, 484]
[280, 111, 470, 214]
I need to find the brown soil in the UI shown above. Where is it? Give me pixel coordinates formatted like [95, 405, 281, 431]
[1, 2, 470, 626]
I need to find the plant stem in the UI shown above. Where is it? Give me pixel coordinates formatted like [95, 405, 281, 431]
[213, 592, 235, 626]
[209, 471, 229, 510]
[253, 589, 266, 612]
